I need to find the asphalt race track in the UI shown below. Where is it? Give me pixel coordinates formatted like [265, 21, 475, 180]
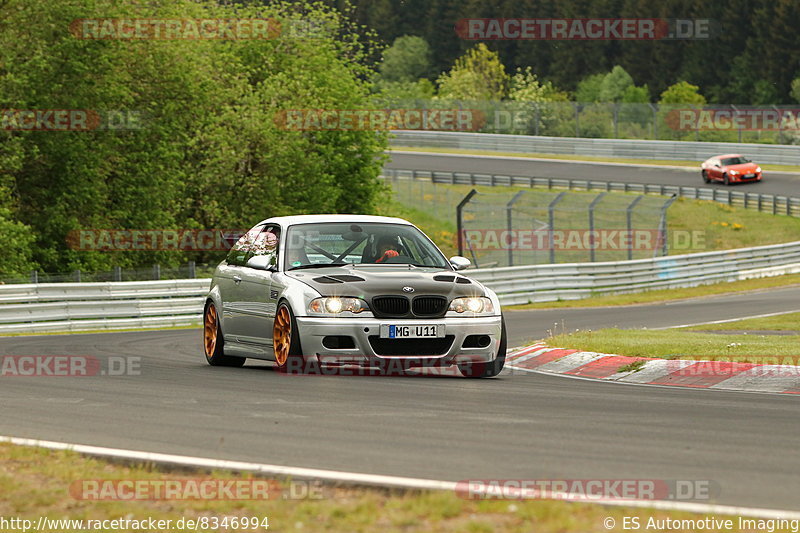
[387, 151, 800, 197]
[1, 287, 799, 512]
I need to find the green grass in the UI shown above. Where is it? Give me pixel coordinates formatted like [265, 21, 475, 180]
[684, 311, 800, 332]
[1, 442, 780, 533]
[391, 146, 800, 174]
[546, 324, 800, 363]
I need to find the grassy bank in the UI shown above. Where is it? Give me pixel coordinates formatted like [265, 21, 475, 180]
[545, 312, 800, 362]
[0, 443, 778, 533]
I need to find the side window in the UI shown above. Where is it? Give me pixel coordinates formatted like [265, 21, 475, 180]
[226, 225, 262, 266]
[247, 226, 280, 269]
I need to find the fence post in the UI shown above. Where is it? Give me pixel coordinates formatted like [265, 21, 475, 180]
[650, 103, 658, 139]
[153, 264, 161, 280]
[613, 103, 619, 138]
[534, 105, 540, 136]
[505, 190, 526, 267]
[658, 194, 678, 256]
[456, 189, 478, 257]
[188, 261, 196, 279]
[574, 103, 582, 137]
[30, 270, 38, 284]
[626, 195, 644, 261]
[113, 266, 122, 282]
[75, 269, 81, 283]
[548, 191, 566, 264]
[588, 192, 607, 262]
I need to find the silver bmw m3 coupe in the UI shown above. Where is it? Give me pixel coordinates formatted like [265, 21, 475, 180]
[203, 215, 506, 377]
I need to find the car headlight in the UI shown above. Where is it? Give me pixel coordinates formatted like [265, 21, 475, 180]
[308, 297, 369, 315]
[448, 297, 495, 315]
[729, 170, 739, 175]
[756, 167, 761, 173]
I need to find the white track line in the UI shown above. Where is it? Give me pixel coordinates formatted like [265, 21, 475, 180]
[658, 309, 800, 329]
[3, 436, 800, 520]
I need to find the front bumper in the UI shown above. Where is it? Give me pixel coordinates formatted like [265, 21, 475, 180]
[294, 315, 502, 367]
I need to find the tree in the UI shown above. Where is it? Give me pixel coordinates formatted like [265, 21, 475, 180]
[599, 66, 635, 103]
[376, 35, 432, 83]
[658, 81, 707, 105]
[792, 77, 800, 103]
[436, 43, 508, 101]
[508, 67, 569, 103]
[575, 74, 605, 103]
[0, 0, 388, 274]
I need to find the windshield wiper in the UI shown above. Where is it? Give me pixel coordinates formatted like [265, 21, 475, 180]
[288, 263, 347, 271]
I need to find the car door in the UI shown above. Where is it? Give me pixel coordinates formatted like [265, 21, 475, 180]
[219, 225, 263, 340]
[236, 225, 281, 352]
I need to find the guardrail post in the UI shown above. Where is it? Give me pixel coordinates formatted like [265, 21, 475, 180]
[548, 191, 566, 264]
[658, 194, 678, 256]
[506, 190, 526, 266]
[588, 192, 607, 262]
[456, 189, 479, 257]
[773, 196, 777, 215]
[626, 195, 644, 261]
[758, 194, 762, 212]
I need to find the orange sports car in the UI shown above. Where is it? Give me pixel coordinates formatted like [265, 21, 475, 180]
[701, 154, 762, 185]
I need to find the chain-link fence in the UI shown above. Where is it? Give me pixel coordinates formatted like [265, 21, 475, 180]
[373, 97, 800, 144]
[383, 175, 674, 267]
[2, 262, 218, 285]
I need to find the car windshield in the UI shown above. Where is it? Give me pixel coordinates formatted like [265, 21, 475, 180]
[284, 222, 450, 270]
[721, 156, 750, 166]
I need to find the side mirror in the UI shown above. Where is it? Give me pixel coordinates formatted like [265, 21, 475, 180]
[449, 256, 471, 271]
[246, 255, 276, 271]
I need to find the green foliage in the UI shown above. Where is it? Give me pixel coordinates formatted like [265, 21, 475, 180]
[0, 0, 387, 275]
[598, 66, 634, 103]
[658, 81, 707, 105]
[376, 35, 432, 83]
[508, 67, 569, 103]
[436, 44, 508, 101]
[792, 78, 800, 103]
[621, 85, 650, 104]
[575, 74, 605, 103]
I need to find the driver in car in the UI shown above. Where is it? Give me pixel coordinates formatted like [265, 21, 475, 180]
[375, 236, 400, 263]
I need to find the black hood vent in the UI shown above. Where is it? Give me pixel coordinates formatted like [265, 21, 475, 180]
[313, 274, 366, 284]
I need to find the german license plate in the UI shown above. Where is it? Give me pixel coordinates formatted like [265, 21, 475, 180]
[380, 324, 445, 339]
[744, 173, 755, 178]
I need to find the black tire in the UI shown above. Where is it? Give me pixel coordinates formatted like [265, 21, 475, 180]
[458, 316, 507, 378]
[723, 173, 730, 186]
[273, 301, 304, 373]
[204, 302, 245, 367]
[702, 170, 710, 184]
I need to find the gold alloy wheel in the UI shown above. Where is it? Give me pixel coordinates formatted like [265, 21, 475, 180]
[273, 305, 291, 366]
[204, 304, 218, 358]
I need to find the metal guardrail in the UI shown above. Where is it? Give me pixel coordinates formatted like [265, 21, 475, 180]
[469, 241, 800, 305]
[0, 279, 210, 333]
[381, 168, 800, 217]
[3, 241, 800, 332]
[390, 130, 800, 166]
